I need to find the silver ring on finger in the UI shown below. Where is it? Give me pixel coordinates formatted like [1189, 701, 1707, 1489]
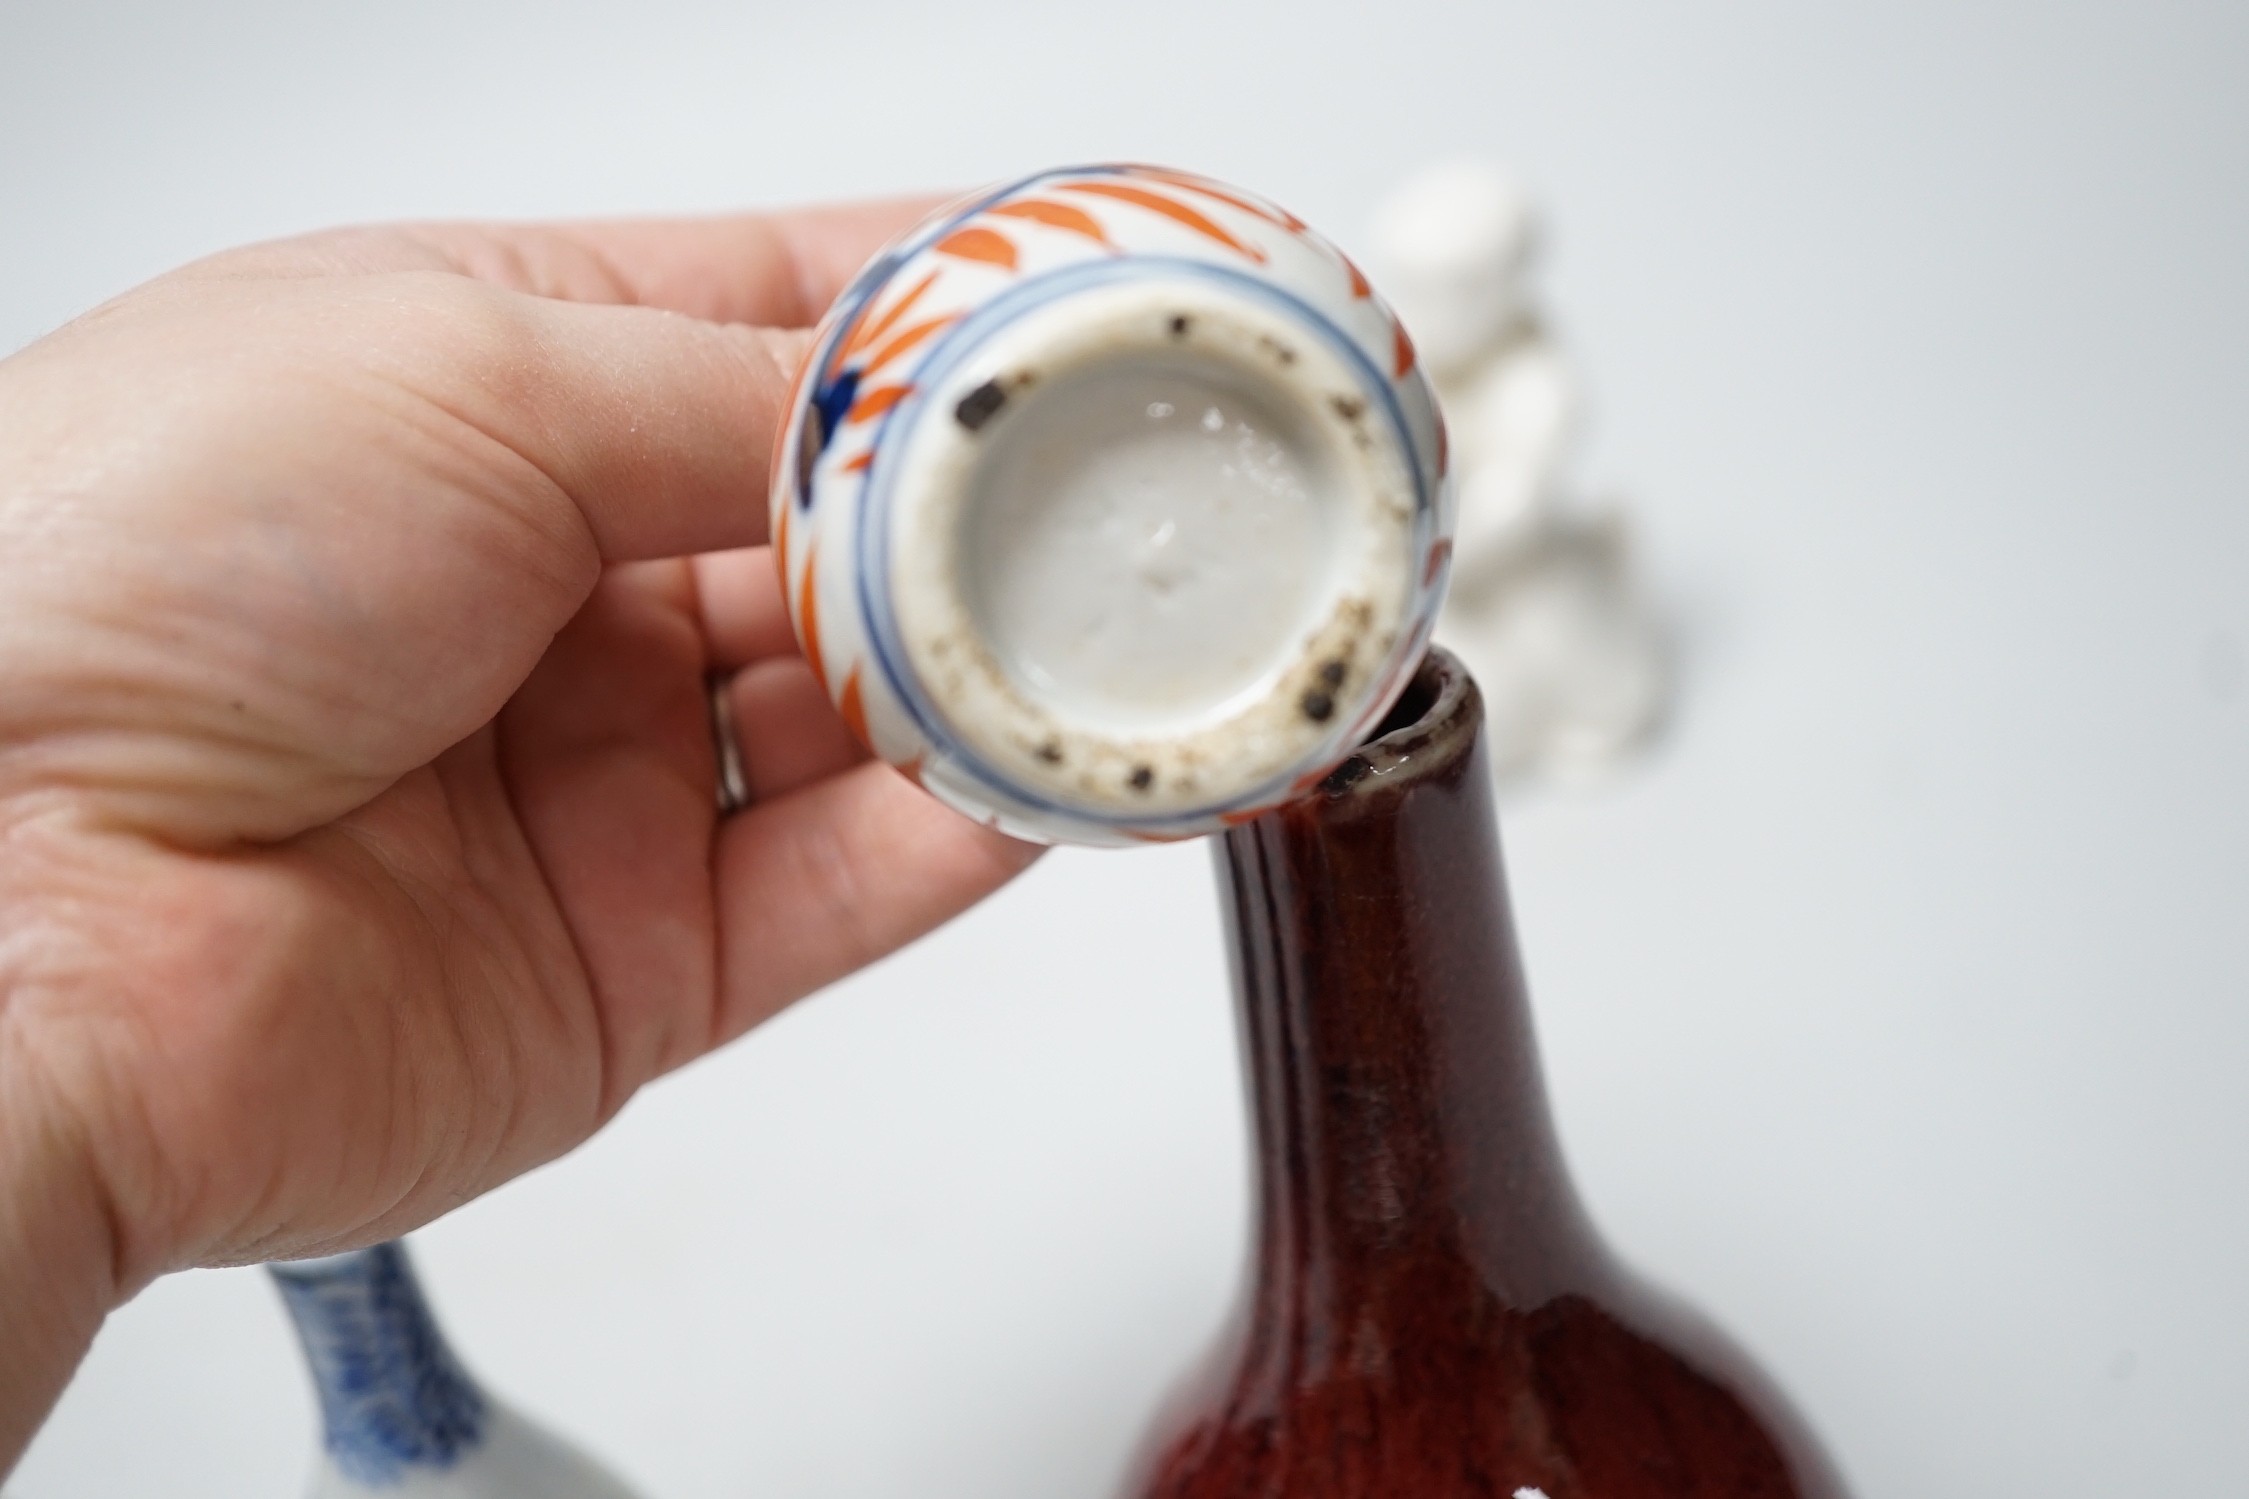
[708, 671, 751, 817]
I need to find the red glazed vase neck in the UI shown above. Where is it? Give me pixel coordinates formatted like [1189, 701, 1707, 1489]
[1128, 647, 1849, 1499]
[1218, 653, 1599, 1319]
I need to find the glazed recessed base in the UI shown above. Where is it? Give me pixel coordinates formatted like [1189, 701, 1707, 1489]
[886, 276, 1418, 822]
[960, 352, 1335, 733]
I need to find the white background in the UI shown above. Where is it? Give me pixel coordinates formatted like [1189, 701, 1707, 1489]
[5, 2, 2247, 1495]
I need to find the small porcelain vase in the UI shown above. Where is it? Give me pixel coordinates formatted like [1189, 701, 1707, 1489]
[773, 164, 1455, 846]
[267, 1243, 642, 1499]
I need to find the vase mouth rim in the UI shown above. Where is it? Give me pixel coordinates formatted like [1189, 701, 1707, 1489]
[1315, 644, 1480, 801]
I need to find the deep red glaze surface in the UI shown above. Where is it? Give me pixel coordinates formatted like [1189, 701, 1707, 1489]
[1124, 649, 1848, 1499]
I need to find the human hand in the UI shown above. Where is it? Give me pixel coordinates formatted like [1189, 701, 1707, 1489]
[0, 201, 1041, 1464]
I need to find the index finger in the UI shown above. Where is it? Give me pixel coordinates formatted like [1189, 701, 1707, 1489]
[190, 195, 952, 327]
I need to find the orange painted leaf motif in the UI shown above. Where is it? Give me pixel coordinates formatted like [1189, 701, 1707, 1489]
[936, 226, 1020, 270]
[1434, 407, 1451, 476]
[841, 268, 940, 361]
[1393, 320, 1417, 378]
[1220, 807, 1270, 827]
[838, 666, 871, 746]
[798, 544, 827, 694]
[772, 496, 792, 579]
[841, 452, 873, 473]
[1126, 166, 1306, 232]
[861, 313, 957, 378]
[848, 383, 913, 423]
[1056, 181, 1267, 263]
[1340, 252, 1372, 299]
[988, 198, 1115, 247]
[1422, 537, 1454, 585]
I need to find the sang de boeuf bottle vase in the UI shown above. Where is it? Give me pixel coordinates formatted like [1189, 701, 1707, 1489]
[1124, 647, 1849, 1498]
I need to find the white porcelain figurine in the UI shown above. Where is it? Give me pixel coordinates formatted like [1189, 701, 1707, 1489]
[1370, 159, 1671, 782]
[268, 1243, 643, 1499]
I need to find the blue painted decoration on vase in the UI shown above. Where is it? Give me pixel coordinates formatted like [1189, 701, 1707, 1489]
[268, 1241, 645, 1498]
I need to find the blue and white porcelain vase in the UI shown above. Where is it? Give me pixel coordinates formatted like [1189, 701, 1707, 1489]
[267, 1243, 643, 1498]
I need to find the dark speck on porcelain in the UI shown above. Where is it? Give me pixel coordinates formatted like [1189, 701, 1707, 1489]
[1169, 314, 1192, 338]
[1300, 689, 1336, 723]
[1129, 765, 1155, 791]
[955, 379, 1009, 431]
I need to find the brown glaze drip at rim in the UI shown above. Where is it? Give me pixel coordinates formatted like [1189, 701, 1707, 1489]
[1315, 640, 1468, 800]
[1121, 646, 1851, 1498]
